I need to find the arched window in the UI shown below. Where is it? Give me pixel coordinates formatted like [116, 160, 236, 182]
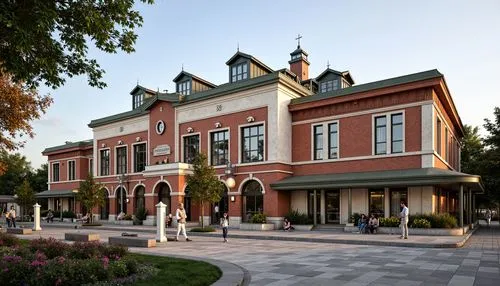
[157, 183, 171, 214]
[135, 186, 145, 212]
[100, 188, 109, 220]
[242, 180, 263, 222]
[116, 187, 127, 214]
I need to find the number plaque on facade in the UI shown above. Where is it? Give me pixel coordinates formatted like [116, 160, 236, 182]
[153, 144, 171, 156]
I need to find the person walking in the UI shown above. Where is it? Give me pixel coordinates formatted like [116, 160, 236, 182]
[8, 206, 17, 228]
[399, 201, 409, 239]
[485, 208, 492, 227]
[220, 212, 229, 242]
[175, 203, 192, 242]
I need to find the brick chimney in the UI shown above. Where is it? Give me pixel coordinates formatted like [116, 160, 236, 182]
[289, 45, 310, 81]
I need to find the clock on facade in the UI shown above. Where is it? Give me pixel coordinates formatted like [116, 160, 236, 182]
[155, 120, 165, 135]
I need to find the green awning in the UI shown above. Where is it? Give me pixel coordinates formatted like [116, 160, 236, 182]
[35, 190, 78, 198]
[270, 168, 484, 192]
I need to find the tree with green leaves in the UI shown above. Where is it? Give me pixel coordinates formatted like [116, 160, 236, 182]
[28, 164, 48, 194]
[461, 125, 484, 175]
[76, 174, 106, 223]
[15, 179, 36, 221]
[0, 150, 32, 195]
[0, 0, 154, 89]
[482, 107, 500, 205]
[186, 153, 225, 228]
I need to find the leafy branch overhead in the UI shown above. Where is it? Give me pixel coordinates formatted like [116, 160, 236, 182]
[0, 0, 154, 89]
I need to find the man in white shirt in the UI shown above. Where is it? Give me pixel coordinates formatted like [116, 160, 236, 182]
[400, 201, 409, 239]
[175, 203, 192, 242]
[8, 206, 17, 228]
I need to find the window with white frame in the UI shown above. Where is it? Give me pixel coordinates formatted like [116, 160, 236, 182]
[52, 163, 60, 182]
[319, 79, 339, 93]
[183, 134, 200, 164]
[328, 123, 338, 159]
[89, 158, 93, 176]
[210, 130, 229, 166]
[100, 149, 110, 176]
[241, 124, 264, 163]
[313, 125, 323, 160]
[133, 92, 144, 109]
[374, 112, 404, 155]
[116, 147, 127, 174]
[436, 118, 442, 156]
[231, 62, 248, 82]
[445, 127, 449, 162]
[133, 143, 146, 173]
[68, 160, 76, 181]
[177, 80, 191, 95]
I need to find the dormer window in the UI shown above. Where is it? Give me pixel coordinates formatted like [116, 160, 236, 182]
[319, 79, 339, 93]
[177, 80, 191, 95]
[231, 62, 248, 82]
[133, 92, 144, 109]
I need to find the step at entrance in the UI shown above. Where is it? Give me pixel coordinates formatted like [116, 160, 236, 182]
[313, 224, 346, 232]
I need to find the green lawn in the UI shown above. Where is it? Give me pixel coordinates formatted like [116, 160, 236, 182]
[130, 253, 222, 286]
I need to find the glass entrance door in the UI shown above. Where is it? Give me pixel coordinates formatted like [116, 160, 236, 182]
[326, 190, 340, 224]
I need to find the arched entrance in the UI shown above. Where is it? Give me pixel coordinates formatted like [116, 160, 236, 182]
[212, 181, 229, 224]
[157, 182, 171, 214]
[184, 187, 192, 221]
[116, 186, 127, 214]
[135, 186, 145, 212]
[100, 188, 109, 220]
[242, 180, 264, 222]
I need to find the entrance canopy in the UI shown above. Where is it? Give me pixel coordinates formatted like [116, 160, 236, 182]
[270, 168, 483, 192]
[35, 190, 78, 198]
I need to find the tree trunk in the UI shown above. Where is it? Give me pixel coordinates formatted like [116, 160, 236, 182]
[201, 201, 204, 229]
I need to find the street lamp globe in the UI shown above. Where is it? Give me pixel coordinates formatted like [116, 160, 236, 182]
[226, 177, 236, 189]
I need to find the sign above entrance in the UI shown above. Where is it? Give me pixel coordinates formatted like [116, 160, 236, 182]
[153, 144, 171, 156]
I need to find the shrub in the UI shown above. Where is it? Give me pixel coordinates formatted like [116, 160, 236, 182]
[62, 210, 76, 219]
[379, 217, 400, 227]
[351, 213, 361, 226]
[250, 213, 267, 223]
[134, 206, 148, 221]
[409, 213, 457, 229]
[412, 218, 431, 228]
[285, 209, 313, 225]
[30, 237, 69, 259]
[190, 226, 216, 232]
[0, 232, 21, 247]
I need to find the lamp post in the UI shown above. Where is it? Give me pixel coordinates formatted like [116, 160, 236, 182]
[225, 162, 235, 189]
[117, 174, 128, 214]
[13, 194, 19, 221]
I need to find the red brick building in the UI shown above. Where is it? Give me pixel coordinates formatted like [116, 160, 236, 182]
[41, 44, 482, 228]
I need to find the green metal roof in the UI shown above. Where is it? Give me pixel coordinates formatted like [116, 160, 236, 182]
[35, 190, 78, 198]
[172, 70, 217, 88]
[291, 69, 443, 105]
[270, 168, 483, 192]
[225, 51, 274, 73]
[315, 68, 355, 85]
[42, 139, 93, 154]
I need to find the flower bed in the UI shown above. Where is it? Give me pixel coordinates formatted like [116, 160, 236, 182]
[0, 232, 157, 285]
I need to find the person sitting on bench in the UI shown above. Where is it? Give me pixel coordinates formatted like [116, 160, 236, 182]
[358, 214, 368, 234]
[46, 209, 54, 223]
[76, 213, 90, 223]
[283, 218, 295, 231]
[368, 214, 379, 234]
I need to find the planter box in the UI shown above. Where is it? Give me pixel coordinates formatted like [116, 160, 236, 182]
[65, 232, 100, 242]
[114, 220, 134, 225]
[344, 226, 469, 236]
[239, 223, 275, 231]
[293, 225, 314, 231]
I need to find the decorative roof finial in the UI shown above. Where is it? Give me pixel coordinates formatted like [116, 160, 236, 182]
[137, 79, 139, 85]
[181, 63, 184, 71]
[295, 34, 302, 48]
[237, 41, 239, 52]
[327, 60, 330, 69]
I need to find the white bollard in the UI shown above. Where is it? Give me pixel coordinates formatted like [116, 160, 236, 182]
[156, 202, 167, 243]
[33, 203, 42, 231]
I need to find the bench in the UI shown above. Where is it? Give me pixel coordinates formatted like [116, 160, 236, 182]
[65, 232, 100, 242]
[108, 236, 156, 248]
[7, 228, 33, 235]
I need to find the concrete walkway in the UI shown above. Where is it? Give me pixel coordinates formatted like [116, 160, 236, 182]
[23, 220, 479, 248]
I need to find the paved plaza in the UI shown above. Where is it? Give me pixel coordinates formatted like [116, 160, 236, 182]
[6, 222, 500, 285]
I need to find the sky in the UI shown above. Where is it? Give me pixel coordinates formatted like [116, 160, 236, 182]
[17, 0, 500, 169]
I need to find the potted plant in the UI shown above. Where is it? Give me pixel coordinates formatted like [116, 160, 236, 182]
[240, 213, 275, 231]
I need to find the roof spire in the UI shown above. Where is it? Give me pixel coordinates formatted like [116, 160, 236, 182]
[327, 60, 330, 69]
[237, 41, 239, 52]
[181, 63, 184, 71]
[295, 34, 302, 48]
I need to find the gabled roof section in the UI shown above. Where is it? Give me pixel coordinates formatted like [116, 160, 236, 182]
[143, 93, 179, 110]
[42, 139, 93, 155]
[290, 46, 309, 57]
[315, 68, 355, 85]
[292, 69, 443, 105]
[172, 70, 217, 88]
[225, 51, 273, 73]
[129, 84, 156, 95]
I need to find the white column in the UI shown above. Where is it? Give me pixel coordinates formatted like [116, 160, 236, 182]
[33, 203, 42, 231]
[156, 202, 167, 242]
